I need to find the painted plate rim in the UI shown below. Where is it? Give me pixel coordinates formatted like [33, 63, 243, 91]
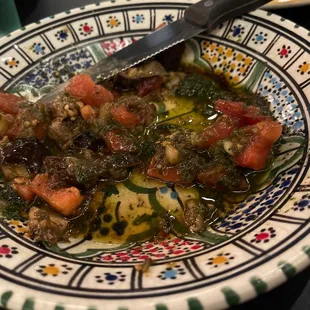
[0, 1, 310, 310]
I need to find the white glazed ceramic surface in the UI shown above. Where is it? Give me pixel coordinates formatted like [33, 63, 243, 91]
[0, 1, 310, 310]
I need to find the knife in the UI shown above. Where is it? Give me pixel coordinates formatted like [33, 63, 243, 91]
[37, 0, 271, 104]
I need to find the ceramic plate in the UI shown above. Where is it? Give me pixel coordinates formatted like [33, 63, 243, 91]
[264, 0, 310, 9]
[0, 1, 310, 309]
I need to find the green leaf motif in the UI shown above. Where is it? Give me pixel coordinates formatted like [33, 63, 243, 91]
[221, 287, 240, 306]
[188, 229, 229, 244]
[156, 304, 169, 310]
[302, 245, 310, 258]
[88, 43, 107, 62]
[124, 179, 156, 194]
[250, 276, 268, 295]
[69, 242, 132, 258]
[22, 298, 35, 310]
[148, 191, 188, 235]
[1, 291, 12, 308]
[55, 305, 65, 310]
[182, 39, 213, 72]
[235, 61, 266, 91]
[278, 261, 296, 279]
[104, 184, 120, 196]
[187, 298, 203, 310]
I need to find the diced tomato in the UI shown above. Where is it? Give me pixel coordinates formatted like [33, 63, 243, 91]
[0, 93, 23, 115]
[243, 106, 271, 125]
[215, 99, 272, 125]
[215, 99, 247, 117]
[66, 74, 114, 107]
[66, 74, 93, 99]
[83, 85, 114, 107]
[31, 174, 84, 217]
[110, 105, 139, 128]
[195, 116, 242, 150]
[12, 177, 35, 201]
[196, 166, 226, 188]
[147, 157, 184, 183]
[234, 121, 282, 170]
[136, 77, 163, 97]
[104, 130, 136, 153]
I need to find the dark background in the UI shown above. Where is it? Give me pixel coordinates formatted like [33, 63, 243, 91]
[6, 1, 310, 309]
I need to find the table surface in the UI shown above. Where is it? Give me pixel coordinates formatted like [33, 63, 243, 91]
[3, 1, 310, 309]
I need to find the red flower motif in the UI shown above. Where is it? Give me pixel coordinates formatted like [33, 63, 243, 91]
[181, 241, 190, 246]
[83, 25, 92, 33]
[79, 23, 94, 36]
[139, 255, 149, 260]
[251, 227, 276, 244]
[102, 42, 110, 49]
[94, 238, 206, 263]
[0, 246, 10, 255]
[130, 249, 141, 255]
[191, 245, 202, 250]
[154, 253, 165, 258]
[277, 45, 291, 59]
[255, 232, 269, 241]
[0, 245, 18, 258]
[172, 250, 184, 255]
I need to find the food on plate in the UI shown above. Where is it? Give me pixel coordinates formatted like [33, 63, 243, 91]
[0, 44, 283, 244]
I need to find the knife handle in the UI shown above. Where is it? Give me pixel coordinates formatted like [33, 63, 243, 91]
[184, 0, 271, 29]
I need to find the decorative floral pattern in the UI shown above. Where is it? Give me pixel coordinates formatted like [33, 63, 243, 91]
[106, 16, 121, 28]
[250, 227, 276, 244]
[252, 32, 268, 44]
[96, 238, 205, 263]
[292, 194, 310, 211]
[132, 14, 145, 24]
[0, 4, 309, 310]
[55, 29, 69, 42]
[95, 272, 126, 284]
[297, 62, 310, 75]
[4, 57, 19, 68]
[258, 69, 304, 131]
[162, 14, 174, 24]
[207, 253, 235, 267]
[201, 40, 254, 84]
[158, 265, 186, 280]
[32, 43, 46, 55]
[101, 37, 138, 56]
[6, 220, 29, 236]
[230, 24, 245, 39]
[36, 264, 73, 277]
[277, 45, 291, 59]
[214, 168, 300, 233]
[17, 48, 94, 90]
[79, 23, 94, 36]
[0, 245, 18, 258]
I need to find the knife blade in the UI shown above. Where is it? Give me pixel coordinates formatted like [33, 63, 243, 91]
[37, 0, 271, 104]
